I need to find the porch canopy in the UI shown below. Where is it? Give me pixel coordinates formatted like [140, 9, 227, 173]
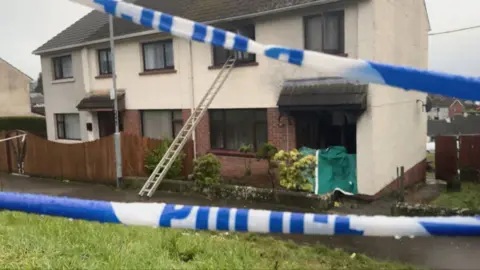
[277, 77, 368, 112]
[76, 90, 126, 111]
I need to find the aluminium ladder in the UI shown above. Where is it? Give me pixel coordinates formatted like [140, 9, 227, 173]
[139, 56, 237, 197]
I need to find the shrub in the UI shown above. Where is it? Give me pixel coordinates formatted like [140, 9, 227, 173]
[239, 144, 254, 176]
[273, 149, 316, 192]
[0, 116, 46, 137]
[144, 139, 186, 180]
[256, 143, 279, 190]
[193, 153, 221, 185]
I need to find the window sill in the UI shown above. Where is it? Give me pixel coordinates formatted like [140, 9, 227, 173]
[95, 74, 113, 79]
[55, 139, 82, 144]
[139, 69, 177, 76]
[52, 78, 75, 84]
[208, 62, 259, 70]
[209, 149, 255, 158]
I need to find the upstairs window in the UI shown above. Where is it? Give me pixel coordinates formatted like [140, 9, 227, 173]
[98, 48, 112, 75]
[52, 55, 73, 80]
[212, 24, 256, 66]
[304, 11, 345, 55]
[142, 40, 174, 71]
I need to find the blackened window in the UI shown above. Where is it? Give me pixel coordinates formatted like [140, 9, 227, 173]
[212, 24, 256, 66]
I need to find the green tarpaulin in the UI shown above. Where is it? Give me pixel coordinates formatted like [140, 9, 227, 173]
[299, 146, 358, 195]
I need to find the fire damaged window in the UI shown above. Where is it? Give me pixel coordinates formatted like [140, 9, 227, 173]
[212, 24, 256, 66]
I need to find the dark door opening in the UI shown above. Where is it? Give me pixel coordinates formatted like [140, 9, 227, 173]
[294, 110, 357, 154]
[97, 111, 124, 138]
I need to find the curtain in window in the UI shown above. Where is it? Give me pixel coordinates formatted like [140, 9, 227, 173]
[210, 110, 225, 149]
[142, 111, 172, 139]
[62, 57, 73, 78]
[225, 111, 254, 150]
[64, 114, 80, 139]
[324, 15, 340, 52]
[54, 60, 63, 79]
[305, 16, 323, 52]
[165, 42, 174, 67]
[99, 50, 111, 74]
[144, 43, 165, 70]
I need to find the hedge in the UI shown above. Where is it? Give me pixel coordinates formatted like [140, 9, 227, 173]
[0, 116, 47, 137]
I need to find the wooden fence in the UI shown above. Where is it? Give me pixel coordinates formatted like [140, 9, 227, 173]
[435, 135, 480, 181]
[0, 131, 194, 184]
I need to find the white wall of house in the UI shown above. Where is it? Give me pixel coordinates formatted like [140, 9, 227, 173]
[41, 49, 95, 143]
[355, 0, 429, 195]
[0, 59, 32, 117]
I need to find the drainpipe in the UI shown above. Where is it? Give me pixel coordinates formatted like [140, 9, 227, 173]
[188, 40, 197, 159]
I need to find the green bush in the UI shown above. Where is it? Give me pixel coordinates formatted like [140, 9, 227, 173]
[0, 116, 46, 137]
[193, 153, 221, 185]
[144, 139, 186, 180]
[273, 149, 316, 192]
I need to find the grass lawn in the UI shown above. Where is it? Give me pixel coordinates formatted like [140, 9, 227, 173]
[432, 182, 480, 209]
[0, 211, 415, 270]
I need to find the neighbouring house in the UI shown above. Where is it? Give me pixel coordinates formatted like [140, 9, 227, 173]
[0, 57, 37, 117]
[33, 0, 429, 198]
[427, 95, 480, 120]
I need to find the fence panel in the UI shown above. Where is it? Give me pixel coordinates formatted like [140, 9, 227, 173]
[459, 135, 480, 171]
[84, 136, 116, 184]
[2, 131, 194, 184]
[435, 136, 457, 181]
[0, 131, 10, 172]
[23, 133, 64, 178]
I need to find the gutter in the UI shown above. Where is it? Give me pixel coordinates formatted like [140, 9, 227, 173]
[33, 0, 343, 55]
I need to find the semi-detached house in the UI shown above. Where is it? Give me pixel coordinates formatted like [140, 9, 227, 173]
[33, 0, 430, 198]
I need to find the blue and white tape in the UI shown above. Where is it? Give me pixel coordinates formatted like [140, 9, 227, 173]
[69, 0, 480, 100]
[1, 192, 480, 237]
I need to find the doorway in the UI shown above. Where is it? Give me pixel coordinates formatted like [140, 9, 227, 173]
[294, 110, 357, 154]
[97, 111, 123, 138]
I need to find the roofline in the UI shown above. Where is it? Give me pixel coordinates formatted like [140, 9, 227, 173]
[0, 57, 34, 81]
[33, 0, 343, 55]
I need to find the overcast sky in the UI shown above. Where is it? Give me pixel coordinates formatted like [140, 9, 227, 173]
[0, 0, 479, 79]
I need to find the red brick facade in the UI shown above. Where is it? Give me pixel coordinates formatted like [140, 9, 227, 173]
[122, 110, 141, 136]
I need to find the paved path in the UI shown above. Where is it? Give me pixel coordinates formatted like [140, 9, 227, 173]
[1, 174, 479, 270]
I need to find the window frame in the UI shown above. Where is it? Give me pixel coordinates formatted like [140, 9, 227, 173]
[140, 109, 183, 139]
[303, 10, 345, 55]
[212, 24, 256, 66]
[52, 55, 73, 80]
[97, 48, 112, 75]
[55, 113, 81, 140]
[209, 109, 267, 151]
[141, 39, 175, 72]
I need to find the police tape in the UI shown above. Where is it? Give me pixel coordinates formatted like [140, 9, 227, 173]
[1, 192, 479, 237]
[68, 0, 480, 100]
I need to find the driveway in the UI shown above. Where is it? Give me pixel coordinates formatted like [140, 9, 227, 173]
[1, 173, 479, 270]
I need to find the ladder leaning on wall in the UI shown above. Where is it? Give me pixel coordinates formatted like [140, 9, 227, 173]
[138, 56, 237, 198]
